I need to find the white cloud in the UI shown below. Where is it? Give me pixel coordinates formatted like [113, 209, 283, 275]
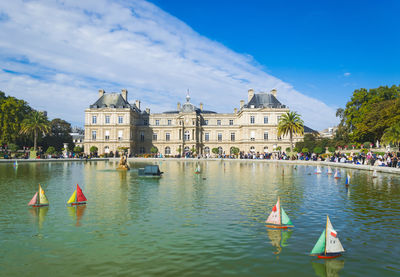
[344, 72, 351, 77]
[0, 0, 338, 129]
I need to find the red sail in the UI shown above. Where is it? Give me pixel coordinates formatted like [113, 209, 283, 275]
[76, 184, 87, 202]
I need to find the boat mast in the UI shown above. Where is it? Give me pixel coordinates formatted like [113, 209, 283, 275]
[278, 196, 281, 225]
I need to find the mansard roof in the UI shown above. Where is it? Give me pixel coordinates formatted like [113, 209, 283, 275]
[245, 93, 287, 109]
[90, 93, 140, 112]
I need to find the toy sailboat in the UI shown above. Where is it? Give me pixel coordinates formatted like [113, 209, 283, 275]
[266, 197, 294, 229]
[67, 184, 87, 205]
[315, 166, 322, 174]
[195, 164, 201, 174]
[334, 170, 341, 179]
[327, 167, 332, 175]
[372, 170, 378, 178]
[28, 184, 49, 207]
[310, 215, 345, 259]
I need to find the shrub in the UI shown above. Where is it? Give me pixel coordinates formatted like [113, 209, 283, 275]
[313, 146, 323, 154]
[363, 142, 371, 148]
[302, 147, 309, 153]
[150, 146, 158, 154]
[90, 146, 98, 153]
[8, 143, 19, 152]
[285, 147, 291, 152]
[46, 146, 56, 154]
[74, 146, 83, 153]
[328, 146, 335, 153]
[212, 148, 219, 155]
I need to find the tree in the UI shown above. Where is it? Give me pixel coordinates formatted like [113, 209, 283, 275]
[150, 146, 158, 154]
[302, 147, 309, 153]
[277, 111, 304, 153]
[90, 146, 98, 154]
[230, 147, 240, 155]
[19, 111, 50, 151]
[74, 146, 83, 153]
[381, 122, 400, 147]
[42, 118, 74, 151]
[8, 143, 19, 152]
[212, 147, 219, 155]
[328, 146, 335, 153]
[313, 146, 323, 154]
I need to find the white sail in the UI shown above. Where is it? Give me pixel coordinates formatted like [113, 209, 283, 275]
[266, 198, 281, 225]
[325, 216, 345, 254]
[373, 170, 377, 177]
[316, 166, 321, 173]
[327, 167, 332, 174]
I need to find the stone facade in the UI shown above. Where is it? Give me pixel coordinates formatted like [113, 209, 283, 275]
[84, 89, 303, 156]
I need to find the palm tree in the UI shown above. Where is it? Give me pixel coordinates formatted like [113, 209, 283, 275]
[20, 111, 50, 151]
[381, 122, 400, 148]
[278, 111, 304, 153]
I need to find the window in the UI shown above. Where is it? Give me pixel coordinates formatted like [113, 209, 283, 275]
[105, 130, 110, 141]
[92, 130, 96, 140]
[144, 119, 148, 125]
[217, 120, 221, 125]
[165, 146, 171, 155]
[118, 116, 123, 124]
[277, 116, 281, 123]
[278, 136, 282, 141]
[105, 115, 110, 124]
[192, 120, 195, 126]
[250, 146, 255, 152]
[250, 116, 255, 124]
[264, 146, 269, 153]
[184, 130, 190, 141]
[166, 133, 170, 141]
[140, 131, 144, 142]
[139, 147, 145, 154]
[92, 116, 97, 124]
[152, 133, 157, 141]
[204, 120, 208, 125]
[218, 133, 222, 141]
[155, 119, 160, 126]
[104, 146, 110, 153]
[250, 131, 255, 141]
[264, 116, 268, 124]
[167, 120, 172, 126]
[218, 146, 223, 154]
[118, 130, 123, 141]
[205, 133, 209, 141]
[229, 120, 233, 125]
[231, 132, 235, 141]
[264, 131, 268, 140]
[204, 147, 210, 154]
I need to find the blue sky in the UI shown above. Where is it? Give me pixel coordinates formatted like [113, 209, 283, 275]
[0, 0, 398, 130]
[149, 0, 400, 107]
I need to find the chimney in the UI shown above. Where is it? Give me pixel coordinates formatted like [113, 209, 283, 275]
[146, 107, 150, 114]
[248, 88, 254, 102]
[234, 108, 237, 114]
[271, 89, 277, 97]
[199, 102, 203, 111]
[177, 102, 181, 111]
[240, 100, 245, 109]
[98, 89, 105, 98]
[135, 100, 141, 110]
[121, 89, 128, 101]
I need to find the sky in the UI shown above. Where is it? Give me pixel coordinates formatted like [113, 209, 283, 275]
[0, 0, 399, 130]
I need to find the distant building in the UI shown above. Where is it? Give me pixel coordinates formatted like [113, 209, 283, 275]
[70, 127, 84, 148]
[319, 127, 337, 138]
[84, 89, 305, 156]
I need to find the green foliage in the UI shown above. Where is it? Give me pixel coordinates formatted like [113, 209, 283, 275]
[8, 143, 19, 152]
[363, 142, 371, 148]
[177, 146, 182, 154]
[285, 147, 291, 152]
[150, 146, 158, 154]
[46, 146, 56, 154]
[328, 146, 335, 153]
[73, 146, 83, 153]
[90, 146, 98, 153]
[313, 146, 323, 154]
[0, 91, 33, 146]
[42, 118, 74, 151]
[19, 111, 51, 150]
[302, 147, 309, 153]
[381, 121, 400, 146]
[276, 146, 282, 151]
[277, 111, 304, 152]
[230, 147, 240, 155]
[190, 146, 196, 153]
[212, 147, 219, 154]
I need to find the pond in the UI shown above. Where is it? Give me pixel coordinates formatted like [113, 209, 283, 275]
[0, 160, 399, 276]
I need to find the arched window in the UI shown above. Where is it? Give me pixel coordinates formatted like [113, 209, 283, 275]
[184, 130, 190, 141]
[250, 146, 255, 152]
[218, 146, 223, 154]
[204, 147, 210, 154]
[184, 146, 190, 153]
[264, 146, 269, 153]
[104, 146, 110, 153]
[165, 146, 171, 155]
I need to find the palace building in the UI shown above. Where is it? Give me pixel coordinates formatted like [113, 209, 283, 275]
[84, 89, 304, 156]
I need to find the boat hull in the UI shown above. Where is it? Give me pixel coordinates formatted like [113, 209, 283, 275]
[71, 202, 86, 205]
[317, 253, 342, 259]
[265, 224, 293, 229]
[31, 204, 49, 207]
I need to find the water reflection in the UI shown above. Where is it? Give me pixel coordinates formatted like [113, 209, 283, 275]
[29, 206, 48, 230]
[67, 205, 87, 227]
[266, 228, 292, 256]
[312, 259, 345, 277]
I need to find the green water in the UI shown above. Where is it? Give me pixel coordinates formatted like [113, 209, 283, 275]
[0, 161, 399, 276]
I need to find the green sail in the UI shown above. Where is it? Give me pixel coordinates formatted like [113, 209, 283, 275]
[281, 207, 293, 225]
[310, 230, 326, 255]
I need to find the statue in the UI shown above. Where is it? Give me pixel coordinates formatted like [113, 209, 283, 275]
[117, 154, 130, 170]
